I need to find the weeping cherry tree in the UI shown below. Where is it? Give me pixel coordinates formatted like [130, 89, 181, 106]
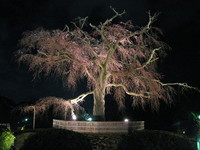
[17, 9, 198, 120]
[16, 97, 81, 128]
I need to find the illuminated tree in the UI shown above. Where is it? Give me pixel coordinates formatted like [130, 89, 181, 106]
[17, 9, 198, 120]
[16, 97, 80, 128]
[35, 97, 84, 120]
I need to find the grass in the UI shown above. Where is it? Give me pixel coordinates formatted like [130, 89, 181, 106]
[15, 132, 35, 150]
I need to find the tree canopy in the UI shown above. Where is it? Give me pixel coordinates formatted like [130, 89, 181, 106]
[17, 9, 198, 119]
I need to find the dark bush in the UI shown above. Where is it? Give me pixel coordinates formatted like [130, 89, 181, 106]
[20, 128, 92, 150]
[117, 130, 196, 150]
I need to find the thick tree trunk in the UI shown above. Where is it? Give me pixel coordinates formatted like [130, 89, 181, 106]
[92, 64, 107, 120]
[93, 89, 106, 120]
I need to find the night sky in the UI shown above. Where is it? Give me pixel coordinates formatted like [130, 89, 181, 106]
[0, 0, 200, 119]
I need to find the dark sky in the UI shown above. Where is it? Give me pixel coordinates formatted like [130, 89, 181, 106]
[0, 0, 200, 108]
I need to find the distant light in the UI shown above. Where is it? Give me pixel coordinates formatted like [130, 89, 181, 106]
[197, 138, 200, 150]
[182, 130, 185, 134]
[124, 118, 129, 122]
[72, 114, 77, 120]
[24, 118, 28, 122]
[197, 115, 200, 120]
[87, 117, 92, 121]
[21, 126, 25, 131]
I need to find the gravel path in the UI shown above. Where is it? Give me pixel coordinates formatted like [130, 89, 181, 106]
[85, 133, 125, 150]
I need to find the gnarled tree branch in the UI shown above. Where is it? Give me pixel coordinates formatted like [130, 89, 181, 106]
[136, 47, 160, 70]
[107, 83, 150, 98]
[154, 80, 200, 92]
[69, 91, 94, 104]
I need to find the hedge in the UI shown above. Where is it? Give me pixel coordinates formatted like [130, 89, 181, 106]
[20, 128, 92, 150]
[117, 130, 196, 150]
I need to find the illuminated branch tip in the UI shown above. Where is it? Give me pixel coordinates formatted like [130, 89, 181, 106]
[154, 80, 200, 92]
[136, 47, 160, 70]
[147, 11, 160, 29]
[62, 25, 69, 32]
[69, 91, 94, 104]
[110, 6, 126, 17]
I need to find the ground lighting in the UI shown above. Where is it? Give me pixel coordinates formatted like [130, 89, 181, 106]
[72, 114, 77, 120]
[124, 118, 129, 122]
[87, 117, 92, 121]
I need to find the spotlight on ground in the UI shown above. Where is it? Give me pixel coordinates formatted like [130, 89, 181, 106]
[124, 118, 129, 122]
[87, 117, 92, 121]
[72, 114, 77, 120]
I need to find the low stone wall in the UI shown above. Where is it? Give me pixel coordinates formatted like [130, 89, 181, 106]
[53, 119, 144, 133]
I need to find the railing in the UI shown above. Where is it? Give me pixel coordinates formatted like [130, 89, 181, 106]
[53, 119, 144, 133]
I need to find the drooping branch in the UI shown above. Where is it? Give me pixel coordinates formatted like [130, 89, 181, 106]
[15, 97, 82, 122]
[58, 54, 76, 62]
[107, 83, 150, 98]
[69, 91, 94, 104]
[85, 68, 96, 82]
[35, 97, 75, 120]
[154, 80, 200, 92]
[37, 50, 49, 57]
[37, 49, 77, 62]
[14, 103, 47, 129]
[16, 104, 46, 114]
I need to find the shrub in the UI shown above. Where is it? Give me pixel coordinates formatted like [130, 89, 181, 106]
[20, 128, 92, 150]
[0, 130, 16, 150]
[117, 130, 196, 150]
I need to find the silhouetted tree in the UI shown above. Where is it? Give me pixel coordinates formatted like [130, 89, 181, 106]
[17, 8, 198, 120]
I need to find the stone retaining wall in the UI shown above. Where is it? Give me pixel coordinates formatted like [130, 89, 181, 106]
[53, 119, 144, 133]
